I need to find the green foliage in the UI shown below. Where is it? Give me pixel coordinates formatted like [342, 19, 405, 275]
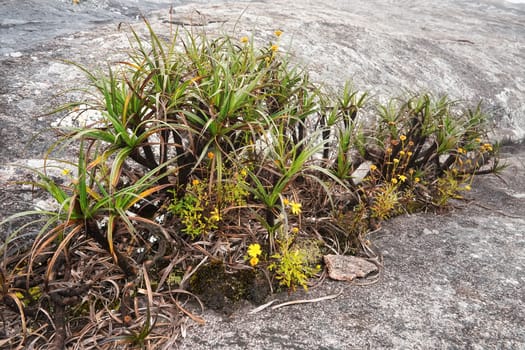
[0, 21, 501, 348]
[168, 179, 218, 238]
[370, 183, 400, 220]
[434, 172, 472, 207]
[168, 166, 250, 238]
[269, 233, 321, 292]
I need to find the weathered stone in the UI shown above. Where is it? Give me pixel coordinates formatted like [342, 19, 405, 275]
[324, 254, 378, 281]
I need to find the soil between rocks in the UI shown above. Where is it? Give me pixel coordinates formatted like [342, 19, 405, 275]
[0, 1, 524, 349]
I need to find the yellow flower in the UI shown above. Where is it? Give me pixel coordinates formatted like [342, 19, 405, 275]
[370, 164, 377, 172]
[457, 147, 465, 154]
[192, 179, 200, 186]
[210, 207, 221, 222]
[248, 243, 262, 258]
[240, 168, 248, 177]
[207, 151, 215, 159]
[240, 36, 249, 43]
[249, 256, 259, 267]
[408, 141, 415, 147]
[190, 76, 202, 84]
[464, 185, 472, 191]
[407, 151, 413, 157]
[400, 135, 407, 141]
[61, 168, 71, 176]
[386, 148, 392, 154]
[283, 198, 290, 206]
[398, 174, 407, 182]
[391, 178, 398, 184]
[399, 151, 405, 156]
[393, 158, 400, 164]
[414, 177, 420, 183]
[270, 44, 279, 52]
[289, 201, 302, 215]
[291, 227, 299, 234]
[274, 30, 283, 37]
[482, 143, 493, 152]
[475, 138, 482, 143]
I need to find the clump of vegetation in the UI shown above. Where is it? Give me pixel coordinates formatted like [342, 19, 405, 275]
[0, 20, 500, 349]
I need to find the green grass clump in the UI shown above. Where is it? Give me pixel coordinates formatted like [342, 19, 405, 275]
[0, 20, 500, 349]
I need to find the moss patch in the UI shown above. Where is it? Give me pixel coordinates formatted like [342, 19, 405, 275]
[189, 261, 270, 312]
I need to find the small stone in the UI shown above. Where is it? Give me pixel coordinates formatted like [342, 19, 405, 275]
[423, 228, 432, 235]
[324, 254, 378, 281]
[351, 161, 373, 185]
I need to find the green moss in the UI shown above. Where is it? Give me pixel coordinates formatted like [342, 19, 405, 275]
[189, 261, 269, 311]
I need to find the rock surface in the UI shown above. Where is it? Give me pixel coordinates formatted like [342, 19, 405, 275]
[0, 0, 524, 349]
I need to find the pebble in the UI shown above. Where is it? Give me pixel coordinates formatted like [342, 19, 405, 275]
[324, 254, 378, 281]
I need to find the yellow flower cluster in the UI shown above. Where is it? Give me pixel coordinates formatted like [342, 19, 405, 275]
[481, 143, 493, 152]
